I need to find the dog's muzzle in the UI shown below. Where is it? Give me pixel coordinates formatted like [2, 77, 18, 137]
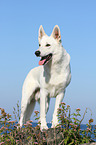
[35, 50, 52, 65]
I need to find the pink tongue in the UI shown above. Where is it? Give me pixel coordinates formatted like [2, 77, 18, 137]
[39, 59, 46, 65]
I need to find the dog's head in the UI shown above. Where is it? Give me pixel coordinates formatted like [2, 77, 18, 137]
[35, 25, 62, 65]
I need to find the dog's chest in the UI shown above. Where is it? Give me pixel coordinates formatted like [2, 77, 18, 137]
[48, 83, 64, 97]
[40, 63, 71, 97]
[42, 75, 65, 97]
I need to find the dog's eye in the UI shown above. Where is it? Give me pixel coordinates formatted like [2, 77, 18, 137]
[46, 44, 51, 47]
[39, 44, 41, 47]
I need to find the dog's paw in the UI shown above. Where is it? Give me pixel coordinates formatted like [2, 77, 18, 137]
[40, 118, 48, 131]
[51, 124, 59, 128]
[51, 120, 59, 128]
[40, 125, 48, 131]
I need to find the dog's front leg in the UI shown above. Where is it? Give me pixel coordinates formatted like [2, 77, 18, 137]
[52, 92, 64, 128]
[40, 89, 48, 130]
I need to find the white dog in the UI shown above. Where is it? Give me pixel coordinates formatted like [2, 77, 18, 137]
[19, 25, 71, 130]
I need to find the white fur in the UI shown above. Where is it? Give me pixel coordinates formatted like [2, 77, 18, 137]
[19, 25, 71, 130]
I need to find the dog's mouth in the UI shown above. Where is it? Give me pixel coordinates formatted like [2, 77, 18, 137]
[39, 53, 52, 65]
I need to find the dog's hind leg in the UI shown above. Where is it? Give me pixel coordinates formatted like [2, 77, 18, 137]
[19, 84, 39, 127]
[19, 96, 36, 127]
[19, 67, 41, 127]
[46, 96, 50, 114]
[24, 99, 36, 122]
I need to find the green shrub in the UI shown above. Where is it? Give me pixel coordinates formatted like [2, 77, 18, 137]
[0, 101, 95, 145]
[57, 102, 94, 144]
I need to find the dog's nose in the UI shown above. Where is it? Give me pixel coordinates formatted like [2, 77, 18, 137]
[35, 51, 41, 57]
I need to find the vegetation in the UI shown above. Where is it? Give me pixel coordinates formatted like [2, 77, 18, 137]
[0, 101, 96, 145]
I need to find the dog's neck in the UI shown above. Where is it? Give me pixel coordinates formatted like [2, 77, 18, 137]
[43, 48, 68, 75]
[42, 47, 70, 84]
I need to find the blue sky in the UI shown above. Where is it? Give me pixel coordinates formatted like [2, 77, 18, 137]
[0, 0, 96, 124]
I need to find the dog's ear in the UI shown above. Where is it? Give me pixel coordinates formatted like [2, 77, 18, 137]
[38, 25, 46, 42]
[51, 25, 61, 42]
